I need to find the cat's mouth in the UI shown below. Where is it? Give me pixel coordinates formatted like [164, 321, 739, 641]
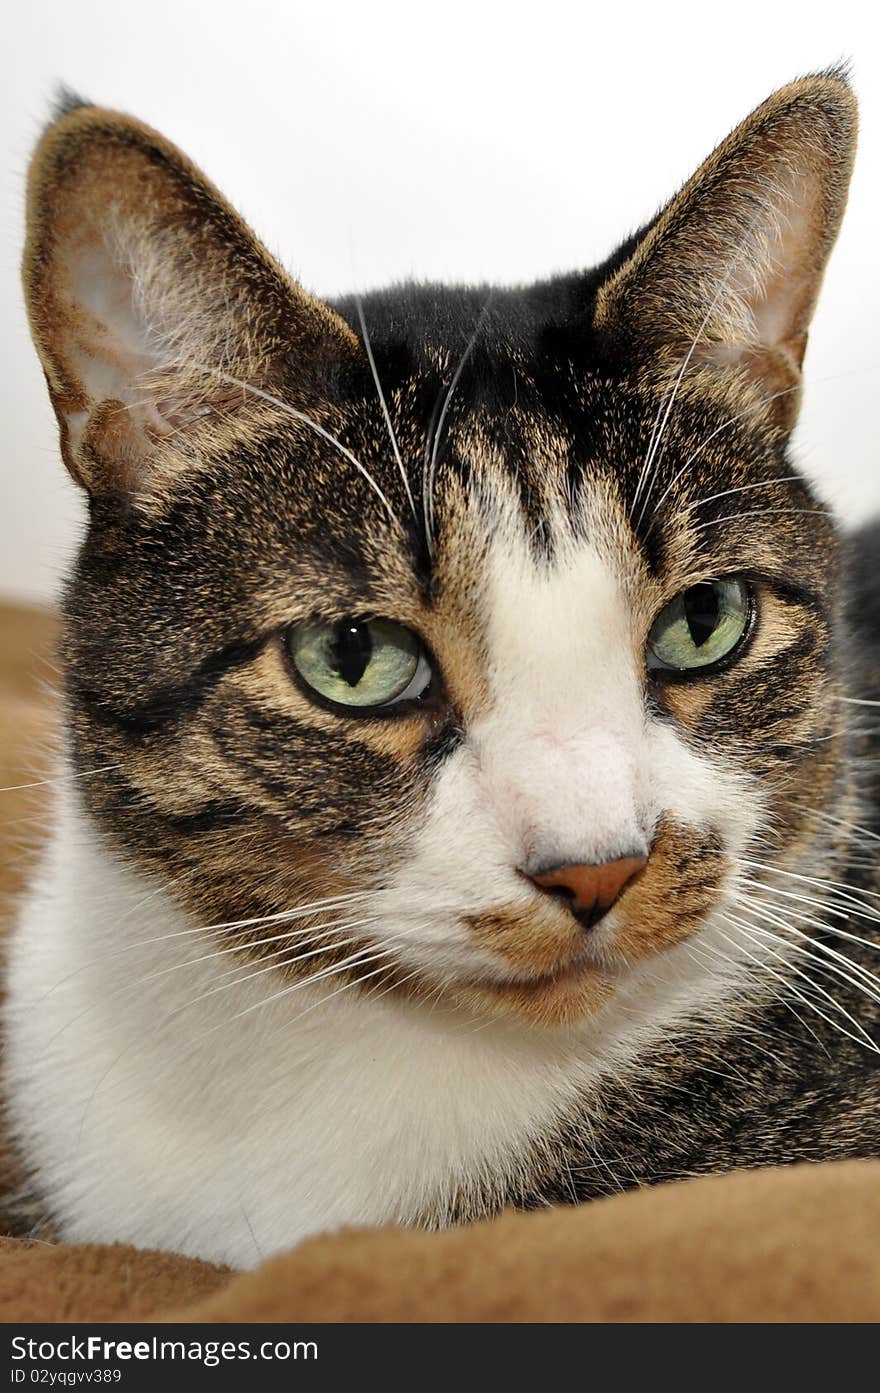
[459, 954, 618, 1027]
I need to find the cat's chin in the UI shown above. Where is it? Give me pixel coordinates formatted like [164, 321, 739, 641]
[452, 958, 617, 1029]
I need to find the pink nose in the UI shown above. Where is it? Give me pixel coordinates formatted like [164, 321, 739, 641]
[527, 856, 646, 924]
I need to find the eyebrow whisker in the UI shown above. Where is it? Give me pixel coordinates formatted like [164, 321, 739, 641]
[354, 293, 419, 530]
[423, 295, 494, 559]
[181, 360, 404, 529]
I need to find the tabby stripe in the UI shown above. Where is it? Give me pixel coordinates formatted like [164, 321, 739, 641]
[69, 635, 266, 735]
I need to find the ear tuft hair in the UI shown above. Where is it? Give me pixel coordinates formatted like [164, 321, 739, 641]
[818, 58, 853, 86]
[49, 85, 94, 123]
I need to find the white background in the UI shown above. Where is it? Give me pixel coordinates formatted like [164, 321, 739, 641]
[1, 0, 877, 603]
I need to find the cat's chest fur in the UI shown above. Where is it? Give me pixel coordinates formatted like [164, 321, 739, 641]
[5, 782, 744, 1267]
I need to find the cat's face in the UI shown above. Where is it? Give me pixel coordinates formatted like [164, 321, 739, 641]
[24, 76, 855, 1026]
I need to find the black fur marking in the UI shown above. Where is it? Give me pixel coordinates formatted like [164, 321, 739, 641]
[157, 800, 250, 836]
[68, 635, 266, 738]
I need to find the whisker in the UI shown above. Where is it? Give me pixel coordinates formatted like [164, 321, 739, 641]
[271, 958, 402, 1037]
[740, 856, 880, 909]
[423, 296, 493, 557]
[735, 920, 880, 1040]
[225, 942, 400, 1025]
[643, 360, 872, 536]
[690, 507, 832, 533]
[631, 203, 782, 527]
[0, 764, 122, 796]
[170, 922, 386, 1013]
[792, 801, 880, 847]
[718, 919, 878, 1053]
[743, 879, 880, 928]
[184, 361, 402, 528]
[739, 877, 880, 957]
[354, 293, 418, 528]
[136, 913, 382, 992]
[734, 894, 880, 1001]
[681, 475, 802, 512]
[684, 936, 820, 1064]
[33, 891, 367, 1005]
[36, 912, 382, 1059]
[643, 384, 804, 529]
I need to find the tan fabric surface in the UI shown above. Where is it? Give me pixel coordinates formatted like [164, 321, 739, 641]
[0, 1237, 228, 1323]
[0, 604, 59, 911]
[0, 1161, 878, 1323]
[1, 600, 878, 1323]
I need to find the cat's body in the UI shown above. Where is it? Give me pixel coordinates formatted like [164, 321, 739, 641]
[5, 74, 880, 1266]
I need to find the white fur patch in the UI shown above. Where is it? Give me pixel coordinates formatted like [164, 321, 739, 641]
[5, 784, 756, 1267]
[373, 523, 759, 981]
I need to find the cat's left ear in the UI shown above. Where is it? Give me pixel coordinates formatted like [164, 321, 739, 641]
[23, 97, 359, 500]
[594, 72, 857, 430]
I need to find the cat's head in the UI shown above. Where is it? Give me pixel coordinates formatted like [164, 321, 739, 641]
[23, 75, 857, 1026]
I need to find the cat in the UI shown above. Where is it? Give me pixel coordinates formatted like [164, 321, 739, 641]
[4, 69, 879, 1269]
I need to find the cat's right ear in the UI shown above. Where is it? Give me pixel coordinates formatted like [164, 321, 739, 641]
[22, 98, 358, 500]
[593, 72, 857, 432]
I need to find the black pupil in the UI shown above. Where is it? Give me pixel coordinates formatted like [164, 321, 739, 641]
[330, 621, 373, 687]
[683, 583, 721, 648]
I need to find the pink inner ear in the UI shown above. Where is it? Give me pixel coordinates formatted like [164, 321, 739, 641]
[56, 229, 239, 475]
[713, 167, 822, 363]
[69, 244, 157, 377]
[745, 192, 817, 352]
[686, 170, 825, 422]
[58, 241, 171, 455]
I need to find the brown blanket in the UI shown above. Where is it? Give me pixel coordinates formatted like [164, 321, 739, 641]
[2, 601, 878, 1323]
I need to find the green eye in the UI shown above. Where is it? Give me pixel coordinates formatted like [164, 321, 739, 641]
[287, 617, 432, 710]
[648, 578, 752, 673]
